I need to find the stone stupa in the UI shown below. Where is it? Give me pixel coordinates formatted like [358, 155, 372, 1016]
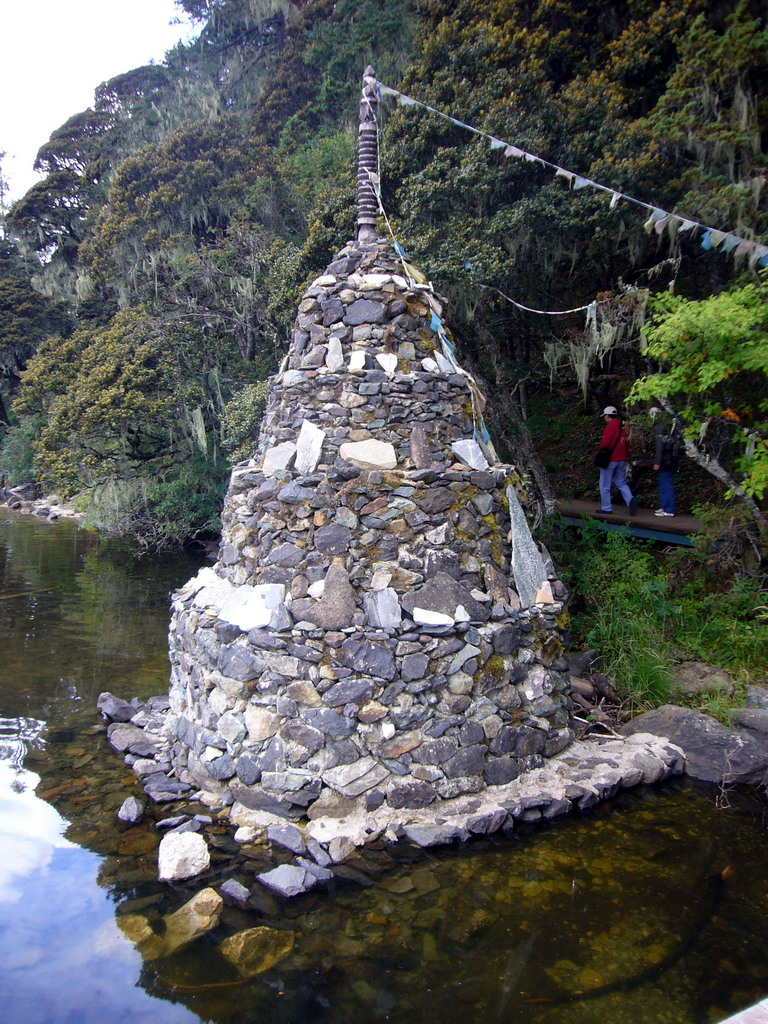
[104, 70, 682, 883]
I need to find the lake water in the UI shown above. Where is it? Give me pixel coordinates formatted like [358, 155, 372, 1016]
[1, 509, 767, 1024]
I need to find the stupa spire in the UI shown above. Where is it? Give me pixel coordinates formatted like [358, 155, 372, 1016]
[356, 65, 379, 242]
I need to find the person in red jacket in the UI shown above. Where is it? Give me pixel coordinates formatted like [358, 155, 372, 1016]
[595, 406, 637, 515]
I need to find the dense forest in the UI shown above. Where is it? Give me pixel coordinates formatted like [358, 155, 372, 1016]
[1, 0, 767, 550]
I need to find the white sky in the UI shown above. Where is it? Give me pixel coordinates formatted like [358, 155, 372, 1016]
[0, 0, 197, 203]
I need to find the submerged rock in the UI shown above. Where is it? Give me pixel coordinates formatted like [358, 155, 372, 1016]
[220, 926, 295, 977]
[117, 795, 144, 825]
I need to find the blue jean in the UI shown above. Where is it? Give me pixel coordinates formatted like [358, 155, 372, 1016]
[658, 470, 675, 514]
[599, 461, 633, 511]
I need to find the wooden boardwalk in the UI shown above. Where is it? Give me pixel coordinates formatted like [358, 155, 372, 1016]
[556, 499, 703, 546]
[718, 997, 768, 1023]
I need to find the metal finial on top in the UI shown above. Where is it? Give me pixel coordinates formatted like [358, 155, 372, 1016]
[357, 65, 379, 242]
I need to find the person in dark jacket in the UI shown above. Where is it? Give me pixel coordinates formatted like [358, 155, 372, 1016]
[650, 407, 681, 517]
[595, 406, 637, 515]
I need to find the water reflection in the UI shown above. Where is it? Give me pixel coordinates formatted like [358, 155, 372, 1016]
[0, 511, 767, 1024]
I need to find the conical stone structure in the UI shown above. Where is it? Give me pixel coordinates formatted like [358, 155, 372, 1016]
[165, 233, 577, 822]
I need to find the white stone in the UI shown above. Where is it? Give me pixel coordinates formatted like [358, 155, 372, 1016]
[348, 350, 367, 371]
[470, 588, 492, 602]
[158, 832, 210, 882]
[339, 439, 397, 470]
[219, 584, 286, 630]
[177, 566, 219, 600]
[295, 420, 325, 475]
[370, 569, 392, 590]
[313, 275, 337, 287]
[262, 441, 296, 476]
[376, 353, 398, 375]
[308, 580, 325, 598]
[363, 588, 402, 629]
[425, 524, 450, 545]
[454, 604, 470, 623]
[421, 358, 439, 373]
[244, 706, 281, 742]
[392, 274, 409, 288]
[325, 337, 345, 372]
[358, 273, 392, 289]
[435, 352, 456, 374]
[412, 607, 454, 625]
[451, 439, 489, 471]
[381, 722, 396, 739]
[234, 826, 258, 843]
[192, 573, 236, 612]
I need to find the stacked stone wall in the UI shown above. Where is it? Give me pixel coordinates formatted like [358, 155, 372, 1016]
[161, 236, 574, 822]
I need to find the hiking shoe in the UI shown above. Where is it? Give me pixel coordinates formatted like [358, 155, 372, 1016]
[628, 498, 638, 515]
[594, 508, 612, 514]
[655, 510, 674, 517]
[654, 508, 664, 514]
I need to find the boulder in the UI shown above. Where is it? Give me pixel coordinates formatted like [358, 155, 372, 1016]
[621, 705, 768, 785]
[158, 831, 211, 881]
[671, 661, 735, 696]
[220, 926, 295, 977]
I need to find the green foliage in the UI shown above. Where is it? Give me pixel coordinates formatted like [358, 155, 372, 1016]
[551, 515, 767, 711]
[82, 455, 228, 550]
[0, 415, 42, 485]
[567, 528, 675, 708]
[630, 275, 768, 499]
[222, 380, 270, 463]
[14, 307, 234, 497]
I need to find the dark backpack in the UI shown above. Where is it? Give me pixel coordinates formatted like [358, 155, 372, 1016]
[660, 431, 683, 470]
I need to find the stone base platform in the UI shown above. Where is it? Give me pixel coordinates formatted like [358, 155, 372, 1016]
[100, 690, 683, 897]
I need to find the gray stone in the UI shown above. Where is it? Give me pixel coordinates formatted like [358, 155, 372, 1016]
[363, 588, 402, 629]
[339, 439, 397, 470]
[279, 720, 325, 753]
[262, 442, 296, 476]
[267, 823, 307, 855]
[443, 744, 485, 779]
[402, 823, 468, 847]
[98, 692, 137, 722]
[411, 736, 458, 764]
[402, 653, 429, 681]
[314, 523, 351, 555]
[257, 864, 315, 898]
[236, 754, 261, 785]
[220, 879, 251, 903]
[207, 753, 236, 781]
[733, 709, 768, 736]
[345, 298, 386, 325]
[671, 661, 735, 696]
[451, 439, 489, 471]
[386, 779, 437, 808]
[305, 564, 357, 630]
[278, 481, 315, 505]
[266, 543, 304, 568]
[300, 706, 357, 737]
[340, 638, 397, 681]
[322, 676, 375, 707]
[506, 485, 549, 608]
[217, 645, 266, 682]
[402, 572, 490, 624]
[484, 757, 521, 786]
[117, 795, 145, 824]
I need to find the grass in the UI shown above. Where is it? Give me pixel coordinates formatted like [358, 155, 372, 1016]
[541, 512, 767, 716]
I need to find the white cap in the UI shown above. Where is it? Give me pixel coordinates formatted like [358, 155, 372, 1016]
[603, 406, 618, 416]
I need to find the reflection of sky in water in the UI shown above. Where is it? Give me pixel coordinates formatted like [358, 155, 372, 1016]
[0, 743, 198, 1022]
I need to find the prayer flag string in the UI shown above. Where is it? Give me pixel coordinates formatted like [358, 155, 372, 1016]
[376, 81, 768, 270]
